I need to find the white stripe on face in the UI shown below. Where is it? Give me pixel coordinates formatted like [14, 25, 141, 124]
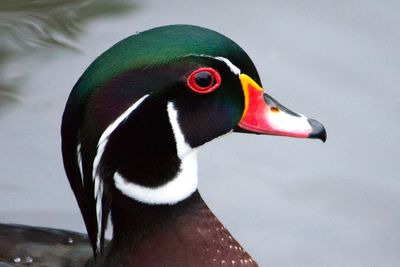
[113, 101, 198, 205]
[214, 56, 241, 75]
[92, 94, 149, 252]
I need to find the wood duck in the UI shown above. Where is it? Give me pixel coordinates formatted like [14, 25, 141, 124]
[0, 25, 326, 267]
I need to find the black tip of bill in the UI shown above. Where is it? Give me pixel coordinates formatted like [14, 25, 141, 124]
[308, 119, 327, 143]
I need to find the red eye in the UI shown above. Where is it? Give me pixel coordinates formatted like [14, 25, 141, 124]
[187, 67, 221, 94]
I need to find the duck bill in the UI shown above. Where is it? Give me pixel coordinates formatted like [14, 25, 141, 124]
[236, 74, 326, 142]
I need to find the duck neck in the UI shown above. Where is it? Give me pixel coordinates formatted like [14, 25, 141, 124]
[101, 189, 257, 267]
[111, 189, 204, 244]
[101, 190, 205, 266]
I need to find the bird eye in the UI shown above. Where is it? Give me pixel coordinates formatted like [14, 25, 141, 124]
[187, 67, 221, 94]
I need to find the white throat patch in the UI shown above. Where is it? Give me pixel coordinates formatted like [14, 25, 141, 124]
[114, 150, 198, 204]
[113, 101, 198, 205]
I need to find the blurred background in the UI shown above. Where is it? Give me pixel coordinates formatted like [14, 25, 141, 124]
[1, 0, 399, 266]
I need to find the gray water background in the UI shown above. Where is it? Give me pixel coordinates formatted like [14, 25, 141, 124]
[1, 1, 399, 266]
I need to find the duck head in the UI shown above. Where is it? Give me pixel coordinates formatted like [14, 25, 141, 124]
[61, 25, 326, 257]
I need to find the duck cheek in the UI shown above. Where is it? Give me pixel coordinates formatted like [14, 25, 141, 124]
[169, 97, 239, 148]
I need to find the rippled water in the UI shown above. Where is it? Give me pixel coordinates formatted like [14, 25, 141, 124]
[0, 0, 135, 108]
